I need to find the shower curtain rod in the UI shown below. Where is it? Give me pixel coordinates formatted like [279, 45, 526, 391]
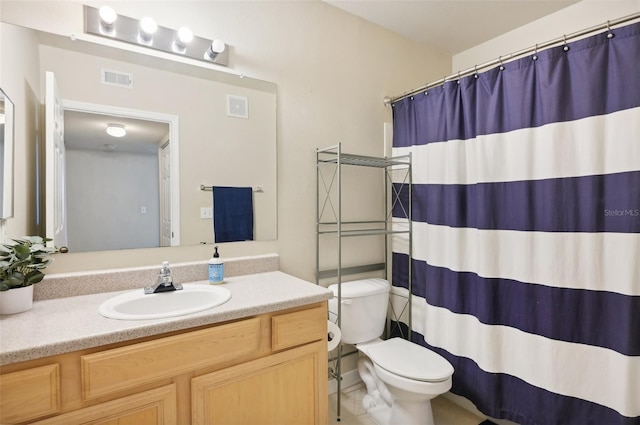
[384, 12, 640, 106]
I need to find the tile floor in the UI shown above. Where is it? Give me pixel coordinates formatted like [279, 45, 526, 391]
[328, 384, 484, 425]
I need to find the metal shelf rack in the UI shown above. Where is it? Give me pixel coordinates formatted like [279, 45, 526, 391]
[316, 143, 412, 421]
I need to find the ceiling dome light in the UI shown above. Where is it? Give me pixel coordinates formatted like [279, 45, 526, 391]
[106, 124, 126, 138]
[99, 6, 117, 26]
[204, 39, 226, 61]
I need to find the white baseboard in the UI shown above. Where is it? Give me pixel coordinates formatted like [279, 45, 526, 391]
[328, 369, 362, 394]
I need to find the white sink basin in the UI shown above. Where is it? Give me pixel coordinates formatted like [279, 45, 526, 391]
[99, 284, 231, 320]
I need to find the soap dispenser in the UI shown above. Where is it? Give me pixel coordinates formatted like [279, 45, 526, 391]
[208, 246, 224, 284]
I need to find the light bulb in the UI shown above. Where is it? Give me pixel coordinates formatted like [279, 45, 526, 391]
[204, 39, 226, 61]
[137, 17, 157, 44]
[138, 16, 158, 43]
[173, 26, 194, 53]
[99, 6, 117, 26]
[177, 27, 193, 44]
[140, 17, 157, 35]
[210, 39, 226, 54]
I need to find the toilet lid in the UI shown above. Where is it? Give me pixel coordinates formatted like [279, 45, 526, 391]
[368, 338, 454, 382]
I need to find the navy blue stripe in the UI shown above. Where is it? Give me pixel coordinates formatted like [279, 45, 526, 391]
[392, 171, 640, 233]
[392, 21, 640, 147]
[392, 326, 640, 425]
[392, 253, 640, 356]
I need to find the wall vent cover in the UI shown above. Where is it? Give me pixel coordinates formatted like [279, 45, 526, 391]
[227, 95, 249, 119]
[101, 69, 133, 88]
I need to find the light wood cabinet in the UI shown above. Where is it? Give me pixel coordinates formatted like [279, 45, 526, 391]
[32, 384, 177, 425]
[0, 302, 327, 425]
[0, 364, 60, 424]
[192, 341, 326, 425]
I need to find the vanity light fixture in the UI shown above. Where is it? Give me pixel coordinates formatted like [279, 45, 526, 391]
[106, 124, 126, 138]
[84, 5, 229, 66]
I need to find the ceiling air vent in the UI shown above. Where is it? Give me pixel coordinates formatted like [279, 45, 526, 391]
[101, 69, 133, 88]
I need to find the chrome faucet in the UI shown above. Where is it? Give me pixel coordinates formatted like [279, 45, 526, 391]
[144, 261, 183, 294]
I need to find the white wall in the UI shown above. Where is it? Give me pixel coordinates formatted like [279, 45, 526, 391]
[0, 23, 42, 240]
[453, 0, 640, 71]
[1, 1, 450, 280]
[66, 148, 160, 252]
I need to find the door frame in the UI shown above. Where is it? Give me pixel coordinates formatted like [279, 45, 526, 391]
[61, 99, 181, 247]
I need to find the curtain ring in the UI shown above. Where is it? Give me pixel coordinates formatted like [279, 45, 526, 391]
[499, 56, 505, 71]
[474, 65, 479, 79]
[532, 44, 538, 61]
[457, 71, 461, 85]
[606, 20, 615, 39]
[563, 35, 570, 52]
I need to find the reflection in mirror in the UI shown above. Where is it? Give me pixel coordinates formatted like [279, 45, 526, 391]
[2, 22, 277, 252]
[0, 88, 15, 219]
[64, 109, 172, 252]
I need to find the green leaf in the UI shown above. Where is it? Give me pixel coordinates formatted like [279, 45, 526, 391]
[25, 270, 45, 285]
[13, 244, 30, 260]
[0, 236, 54, 288]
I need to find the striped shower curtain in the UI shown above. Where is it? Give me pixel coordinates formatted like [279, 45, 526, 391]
[391, 21, 640, 425]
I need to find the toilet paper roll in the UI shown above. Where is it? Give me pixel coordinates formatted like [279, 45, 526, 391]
[327, 320, 342, 351]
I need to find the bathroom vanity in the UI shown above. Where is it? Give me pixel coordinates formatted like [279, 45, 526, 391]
[0, 262, 332, 425]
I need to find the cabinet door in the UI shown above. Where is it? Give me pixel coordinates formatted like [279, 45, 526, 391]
[0, 364, 60, 424]
[32, 384, 177, 425]
[192, 341, 327, 425]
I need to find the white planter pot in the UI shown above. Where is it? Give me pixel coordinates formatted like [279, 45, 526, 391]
[0, 285, 34, 315]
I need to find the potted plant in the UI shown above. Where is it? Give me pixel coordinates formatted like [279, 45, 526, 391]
[0, 236, 56, 314]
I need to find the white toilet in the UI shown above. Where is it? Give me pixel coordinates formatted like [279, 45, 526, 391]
[328, 278, 454, 425]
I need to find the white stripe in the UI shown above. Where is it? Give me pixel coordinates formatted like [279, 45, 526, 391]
[392, 220, 640, 296]
[392, 107, 640, 185]
[395, 293, 640, 418]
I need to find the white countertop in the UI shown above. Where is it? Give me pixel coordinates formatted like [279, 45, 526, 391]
[0, 271, 332, 365]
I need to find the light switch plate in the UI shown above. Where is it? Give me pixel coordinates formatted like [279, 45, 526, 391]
[200, 207, 213, 219]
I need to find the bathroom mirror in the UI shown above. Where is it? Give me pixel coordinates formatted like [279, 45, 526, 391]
[0, 87, 15, 220]
[3, 22, 277, 252]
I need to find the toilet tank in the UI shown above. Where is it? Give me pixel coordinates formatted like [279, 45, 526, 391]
[328, 279, 391, 345]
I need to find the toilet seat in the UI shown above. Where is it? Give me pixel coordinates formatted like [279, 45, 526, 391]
[367, 338, 453, 383]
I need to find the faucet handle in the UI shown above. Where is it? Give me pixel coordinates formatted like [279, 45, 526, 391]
[161, 261, 171, 274]
[144, 261, 182, 294]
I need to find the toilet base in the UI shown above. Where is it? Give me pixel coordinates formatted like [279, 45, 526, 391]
[358, 357, 437, 425]
[365, 397, 435, 425]
[388, 395, 435, 425]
